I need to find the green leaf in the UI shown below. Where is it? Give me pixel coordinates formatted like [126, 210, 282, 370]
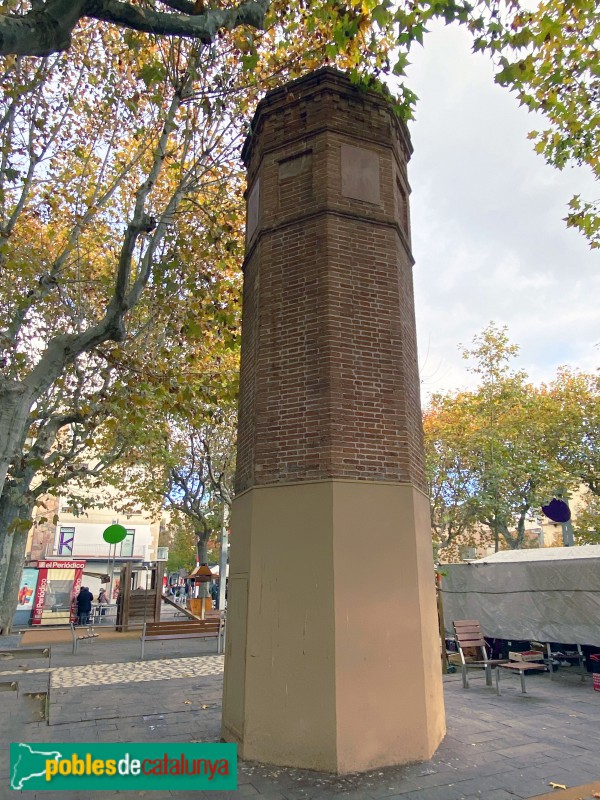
[3, 167, 20, 182]
[241, 52, 259, 72]
[372, 3, 392, 27]
[137, 62, 166, 89]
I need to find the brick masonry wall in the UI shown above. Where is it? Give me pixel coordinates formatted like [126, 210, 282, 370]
[28, 495, 59, 562]
[235, 68, 426, 494]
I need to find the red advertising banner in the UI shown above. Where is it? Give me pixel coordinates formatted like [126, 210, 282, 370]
[31, 567, 49, 625]
[31, 563, 85, 625]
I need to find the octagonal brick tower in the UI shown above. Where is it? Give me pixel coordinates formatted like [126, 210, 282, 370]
[222, 68, 445, 774]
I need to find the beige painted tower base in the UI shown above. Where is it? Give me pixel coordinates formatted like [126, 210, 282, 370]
[222, 68, 445, 773]
[223, 481, 444, 772]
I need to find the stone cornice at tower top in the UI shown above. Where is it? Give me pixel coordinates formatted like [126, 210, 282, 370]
[241, 67, 413, 169]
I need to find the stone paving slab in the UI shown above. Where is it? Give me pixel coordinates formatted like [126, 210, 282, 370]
[1, 635, 599, 800]
[528, 781, 600, 800]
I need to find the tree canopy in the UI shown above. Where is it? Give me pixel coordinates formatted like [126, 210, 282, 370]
[0, 27, 245, 629]
[424, 323, 599, 561]
[1, 0, 598, 249]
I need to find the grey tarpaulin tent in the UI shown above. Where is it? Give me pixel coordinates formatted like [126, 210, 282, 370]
[441, 545, 600, 646]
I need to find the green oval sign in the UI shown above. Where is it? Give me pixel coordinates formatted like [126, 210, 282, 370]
[103, 524, 128, 544]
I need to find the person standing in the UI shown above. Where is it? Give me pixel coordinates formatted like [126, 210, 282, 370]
[97, 587, 109, 619]
[76, 586, 93, 625]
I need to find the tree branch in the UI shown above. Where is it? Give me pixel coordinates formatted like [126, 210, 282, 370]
[87, 0, 269, 41]
[158, 0, 199, 15]
[0, 0, 86, 56]
[0, 0, 270, 57]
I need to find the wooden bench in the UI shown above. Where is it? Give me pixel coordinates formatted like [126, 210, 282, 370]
[0, 646, 50, 661]
[70, 623, 99, 654]
[0, 647, 51, 697]
[453, 619, 509, 689]
[496, 661, 547, 695]
[140, 617, 224, 660]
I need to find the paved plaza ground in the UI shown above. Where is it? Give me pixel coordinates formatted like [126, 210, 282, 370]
[1, 627, 599, 800]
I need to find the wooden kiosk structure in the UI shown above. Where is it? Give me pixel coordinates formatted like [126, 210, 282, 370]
[115, 562, 163, 632]
[187, 563, 214, 617]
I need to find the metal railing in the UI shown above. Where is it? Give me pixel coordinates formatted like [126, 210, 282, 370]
[42, 543, 145, 559]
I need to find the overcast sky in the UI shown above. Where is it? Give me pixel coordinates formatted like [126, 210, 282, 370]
[403, 23, 599, 401]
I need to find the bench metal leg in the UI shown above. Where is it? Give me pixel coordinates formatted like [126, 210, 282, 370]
[520, 670, 527, 693]
[578, 648, 586, 681]
[497, 667, 530, 694]
[461, 665, 469, 689]
[139, 623, 147, 661]
[546, 644, 555, 681]
[485, 665, 493, 686]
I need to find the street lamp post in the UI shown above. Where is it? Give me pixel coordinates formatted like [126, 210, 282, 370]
[142, 562, 154, 630]
[218, 504, 229, 611]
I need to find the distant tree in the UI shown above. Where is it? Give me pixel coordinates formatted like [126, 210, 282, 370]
[573, 492, 600, 545]
[164, 408, 236, 566]
[458, 324, 569, 551]
[164, 516, 197, 575]
[542, 368, 600, 497]
[0, 399, 130, 633]
[423, 392, 482, 561]
[115, 401, 237, 600]
[424, 324, 580, 557]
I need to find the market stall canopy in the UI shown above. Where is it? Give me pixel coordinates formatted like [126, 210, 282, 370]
[473, 544, 600, 563]
[441, 545, 600, 646]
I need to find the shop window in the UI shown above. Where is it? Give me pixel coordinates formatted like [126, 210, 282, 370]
[120, 528, 135, 557]
[58, 527, 75, 555]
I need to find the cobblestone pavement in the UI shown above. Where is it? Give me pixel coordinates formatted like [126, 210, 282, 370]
[2, 654, 224, 686]
[1, 634, 599, 800]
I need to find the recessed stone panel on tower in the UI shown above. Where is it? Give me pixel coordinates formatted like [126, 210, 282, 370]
[222, 68, 445, 774]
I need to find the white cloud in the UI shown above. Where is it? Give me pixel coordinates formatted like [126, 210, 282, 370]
[403, 23, 599, 400]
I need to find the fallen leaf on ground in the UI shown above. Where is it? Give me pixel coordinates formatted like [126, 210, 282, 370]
[549, 783, 567, 790]
[183, 700, 191, 704]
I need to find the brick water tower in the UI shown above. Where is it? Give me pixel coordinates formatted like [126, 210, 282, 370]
[222, 68, 445, 773]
